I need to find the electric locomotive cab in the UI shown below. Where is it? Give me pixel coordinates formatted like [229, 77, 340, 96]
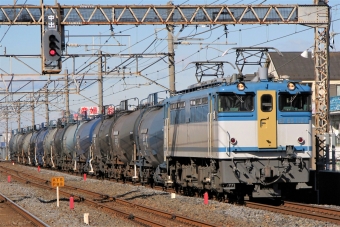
[216, 78, 312, 199]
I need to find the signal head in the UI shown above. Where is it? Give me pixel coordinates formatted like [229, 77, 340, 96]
[43, 30, 61, 62]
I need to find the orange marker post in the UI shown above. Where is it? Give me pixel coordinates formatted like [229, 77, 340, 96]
[7, 175, 11, 183]
[83, 173, 86, 181]
[38, 166, 40, 172]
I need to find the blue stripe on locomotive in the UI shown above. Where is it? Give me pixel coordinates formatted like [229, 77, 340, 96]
[219, 146, 312, 153]
[169, 146, 312, 153]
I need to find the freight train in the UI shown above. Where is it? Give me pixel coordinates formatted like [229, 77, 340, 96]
[9, 48, 313, 202]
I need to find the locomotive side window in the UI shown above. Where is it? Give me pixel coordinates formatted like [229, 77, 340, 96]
[261, 95, 273, 112]
[190, 97, 208, 122]
[170, 101, 186, 124]
[279, 93, 311, 112]
[218, 94, 254, 112]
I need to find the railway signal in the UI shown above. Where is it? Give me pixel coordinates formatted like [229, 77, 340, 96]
[42, 30, 62, 74]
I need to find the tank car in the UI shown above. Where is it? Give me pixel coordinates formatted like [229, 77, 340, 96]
[27, 125, 41, 165]
[91, 112, 117, 177]
[74, 117, 102, 173]
[52, 119, 70, 169]
[9, 129, 19, 162]
[21, 127, 34, 165]
[60, 121, 84, 171]
[135, 94, 165, 185]
[43, 121, 58, 168]
[35, 123, 49, 166]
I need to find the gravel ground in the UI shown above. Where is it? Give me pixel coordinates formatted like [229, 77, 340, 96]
[0, 163, 339, 227]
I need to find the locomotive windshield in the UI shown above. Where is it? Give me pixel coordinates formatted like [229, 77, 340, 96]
[218, 94, 254, 112]
[279, 93, 311, 112]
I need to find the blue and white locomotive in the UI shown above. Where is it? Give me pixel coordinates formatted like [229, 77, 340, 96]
[162, 69, 311, 200]
[10, 47, 312, 201]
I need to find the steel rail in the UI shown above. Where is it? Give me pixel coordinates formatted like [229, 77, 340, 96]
[0, 192, 49, 227]
[0, 165, 217, 227]
[246, 201, 340, 225]
[283, 201, 340, 217]
[0, 170, 168, 227]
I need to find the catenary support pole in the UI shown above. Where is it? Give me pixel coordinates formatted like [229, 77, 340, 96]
[65, 69, 70, 122]
[167, 1, 175, 95]
[98, 51, 103, 114]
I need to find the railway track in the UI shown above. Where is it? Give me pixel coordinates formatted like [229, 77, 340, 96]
[0, 164, 217, 227]
[0, 191, 49, 227]
[245, 201, 340, 225]
[3, 162, 339, 226]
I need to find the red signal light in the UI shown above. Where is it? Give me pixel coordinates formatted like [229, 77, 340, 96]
[49, 49, 57, 56]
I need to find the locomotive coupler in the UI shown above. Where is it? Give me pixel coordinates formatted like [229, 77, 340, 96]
[285, 145, 294, 155]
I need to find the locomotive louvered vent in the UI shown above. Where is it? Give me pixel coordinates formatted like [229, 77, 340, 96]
[187, 78, 226, 90]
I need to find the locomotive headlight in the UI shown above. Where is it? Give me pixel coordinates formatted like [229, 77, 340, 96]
[230, 138, 237, 145]
[287, 82, 295, 90]
[297, 137, 305, 144]
[237, 83, 245, 91]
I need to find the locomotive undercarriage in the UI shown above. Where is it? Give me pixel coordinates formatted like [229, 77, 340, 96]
[164, 155, 310, 202]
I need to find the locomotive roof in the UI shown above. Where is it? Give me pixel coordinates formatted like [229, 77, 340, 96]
[172, 78, 311, 100]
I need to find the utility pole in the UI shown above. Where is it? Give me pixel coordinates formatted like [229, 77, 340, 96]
[167, 1, 175, 94]
[4, 82, 9, 160]
[17, 103, 21, 130]
[5, 105, 8, 160]
[312, 0, 330, 205]
[45, 86, 49, 126]
[65, 69, 70, 122]
[31, 93, 35, 130]
[98, 51, 103, 114]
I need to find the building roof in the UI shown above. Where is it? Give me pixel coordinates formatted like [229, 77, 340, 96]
[269, 52, 340, 80]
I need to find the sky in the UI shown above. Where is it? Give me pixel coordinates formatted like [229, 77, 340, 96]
[0, 0, 340, 132]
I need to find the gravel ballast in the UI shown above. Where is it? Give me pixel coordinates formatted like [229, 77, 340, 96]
[0, 163, 338, 227]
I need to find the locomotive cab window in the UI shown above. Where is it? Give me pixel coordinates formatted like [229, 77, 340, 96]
[279, 93, 311, 112]
[218, 94, 254, 112]
[261, 94, 273, 112]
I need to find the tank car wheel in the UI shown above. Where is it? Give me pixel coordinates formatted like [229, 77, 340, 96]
[175, 185, 180, 193]
[217, 193, 224, 202]
[236, 194, 245, 205]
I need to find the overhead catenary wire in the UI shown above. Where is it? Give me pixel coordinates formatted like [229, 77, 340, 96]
[1, 5, 340, 128]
